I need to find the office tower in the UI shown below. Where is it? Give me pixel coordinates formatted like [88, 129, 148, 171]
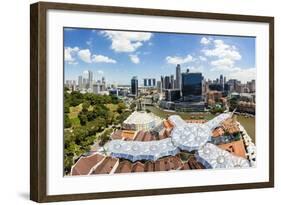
[157, 81, 162, 93]
[220, 74, 223, 85]
[78, 75, 83, 89]
[82, 70, 93, 89]
[148, 79, 152, 87]
[181, 69, 203, 101]
[161, 76, 165, 89]
[170, 75, 175, 89]
[164, 76, 171, 89]
[165, 89, 181, 101]
[88, 70, 93, 88]
[175, 64, 181, 89]
[131, 76, 138, 96]
[144, 79, 148, 87]
[144, 78, 156, 87]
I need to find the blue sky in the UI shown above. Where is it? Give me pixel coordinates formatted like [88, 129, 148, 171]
[64, 28, 256, 85]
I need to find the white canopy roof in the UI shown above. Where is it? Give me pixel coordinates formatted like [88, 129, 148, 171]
[195, 143, 250, 169]
[104, 138, 179, 162]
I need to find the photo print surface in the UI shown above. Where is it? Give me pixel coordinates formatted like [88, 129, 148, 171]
[63, 28, 256, 176]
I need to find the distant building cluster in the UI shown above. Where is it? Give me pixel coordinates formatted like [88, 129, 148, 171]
[65, 64, 255, 114]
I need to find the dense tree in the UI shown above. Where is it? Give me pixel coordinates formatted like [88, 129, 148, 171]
[64, 91, 130, 174]
[229, 98, 238, 111]
[64, 114, 72, 128]
[78, 112, 88, 125]
[116, 102, 126, 114]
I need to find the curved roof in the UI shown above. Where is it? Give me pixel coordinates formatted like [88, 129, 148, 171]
[104, 138, 180, 162]
[123, 111, 161, 125]
[195, 143, 250, 169]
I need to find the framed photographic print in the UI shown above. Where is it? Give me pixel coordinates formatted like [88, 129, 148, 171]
[30, 1, 274, 202]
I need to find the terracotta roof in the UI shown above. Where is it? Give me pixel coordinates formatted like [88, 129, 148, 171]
[163, 120, 173, 129]
[111, 130, 123, 140]
[143, 132, 154, 141]
[154, 156, 183, 171]
[218, 139, 247, 158]
[71, 153, 105, 176]
[121, 130, 136, 140]
[185, 120, 206, 123]
[188, 156, 205, 169]
[144, 161, 154, 172]
[134, 131, 146, 141]
[180, 162, 191, 170]
[132, 162, 145, 172]
[114, 160, 132, 173]
[91, 156, 119, 174]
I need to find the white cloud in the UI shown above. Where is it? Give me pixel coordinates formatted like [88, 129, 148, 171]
[64, 47, 79, 64]
[78, 49, 92, 63]
[199, 56, 207, 61]
[100, 31, 152, 52]
[200, 37, 211, 45]
[202, 39, 242, 71]
[211, 58, 235, 70]
[228, 68, 256, 83]
[166, 54, 195, 65]
[92, 54, 116, 63]
[129, 54, 140, 64]
[202, 40, 241, 61]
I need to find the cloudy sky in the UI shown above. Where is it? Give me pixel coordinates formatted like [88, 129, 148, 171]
[64, 28, 255, 85]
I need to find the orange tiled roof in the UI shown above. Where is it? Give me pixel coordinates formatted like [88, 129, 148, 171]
[71, 153, 105, 176]
[212, 127, 225, 138]
[218, 139, 247, 158]
[91, 156, 119, 174]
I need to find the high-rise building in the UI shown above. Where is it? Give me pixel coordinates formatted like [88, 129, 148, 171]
[152, 79, 156, 87]
[156, 80, 162, 93]
[165, 89, 181, 101]
[181, 69, 203, 101]
[131, 76, 138, 96]
[144, 79, 148, 87]
[170, 75, 175, 89]
[148, 79, 152, 87]
[78, 75, 83, 89]
[220, 74, 223, 85]
[82, 70, 93, 89]
[164, 76, 171, 90]
[161, 76, 165, 89]
[175, 64, 181, 89]
[143, 78, 156, 87]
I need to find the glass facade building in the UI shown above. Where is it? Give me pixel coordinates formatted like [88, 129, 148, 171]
[131, 76, 138, 96]
[181, 71, 203, 101]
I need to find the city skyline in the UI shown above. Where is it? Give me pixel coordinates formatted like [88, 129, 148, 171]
[64, 28, 256, 84]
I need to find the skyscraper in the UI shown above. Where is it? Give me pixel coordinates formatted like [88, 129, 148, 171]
[83, 70, 93, 89]
[161, 76, 165, 90]
[175, 64, 181, 89]
[144, 79, 148, 87]
[152, 79, 156, 87]
[78, 75, 83, 89]
[131, 76, 138, 96]
[164, 76, 171, 89]
[220, 74, 223, 85]
[181, 69, 203, 101]
[170, 75, 175, 89]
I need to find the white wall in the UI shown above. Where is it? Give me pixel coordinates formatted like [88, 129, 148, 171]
[0, 0, 279, 204]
